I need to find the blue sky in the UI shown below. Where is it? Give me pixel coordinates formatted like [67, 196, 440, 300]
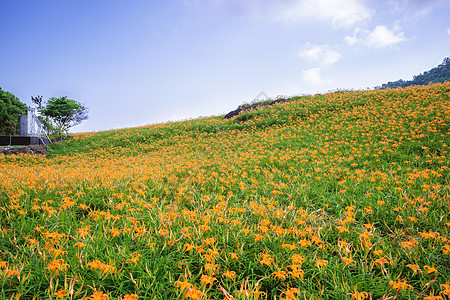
[1, 0, 449, 132]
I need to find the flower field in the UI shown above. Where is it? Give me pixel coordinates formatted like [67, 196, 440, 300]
[1, 83, 450, 299]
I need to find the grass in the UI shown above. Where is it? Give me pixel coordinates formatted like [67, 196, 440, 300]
[240, 97, 288, 109]
[0, 145, 26, 148]
[0, 83, 449, 299]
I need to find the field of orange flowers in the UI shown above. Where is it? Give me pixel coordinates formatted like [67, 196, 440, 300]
[1, 83, 449, 299]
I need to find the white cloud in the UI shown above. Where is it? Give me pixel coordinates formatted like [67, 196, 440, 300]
[298, 44, 341, 65]
[366, 26, 406, 47]
[447, 28, 450, 35]
[277, 0, 372, 27]
[385, 0, 446, 17]
[344, 31, 359, 46]
[302, 67, 331, 85]
[345, 25, 406, 48]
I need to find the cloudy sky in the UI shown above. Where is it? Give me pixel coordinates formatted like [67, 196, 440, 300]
[1, 0, 449, 132]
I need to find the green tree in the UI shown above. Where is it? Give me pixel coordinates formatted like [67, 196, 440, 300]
[32, 96, 88, 137]
[0, 88, 27, 135]
[39, 96, 88, 136]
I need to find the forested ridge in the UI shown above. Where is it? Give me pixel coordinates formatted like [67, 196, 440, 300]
[379, 57, 450, 89]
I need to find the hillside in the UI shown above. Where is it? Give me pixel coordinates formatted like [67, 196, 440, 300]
[379, 57, 450, 89]
[1, 83, 450, 299]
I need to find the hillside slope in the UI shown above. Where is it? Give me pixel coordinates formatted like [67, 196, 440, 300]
[1, 83, 450, 299]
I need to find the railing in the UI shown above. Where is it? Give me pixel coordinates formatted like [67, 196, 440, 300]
[0, 135, 51, 146]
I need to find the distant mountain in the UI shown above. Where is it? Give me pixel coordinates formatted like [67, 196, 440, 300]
[379, 57, 450, 89]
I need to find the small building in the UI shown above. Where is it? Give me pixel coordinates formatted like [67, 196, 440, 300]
[0, 107, 50, 146]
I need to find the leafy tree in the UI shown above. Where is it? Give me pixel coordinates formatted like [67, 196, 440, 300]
[0, 88, 27, 135]
[33, 96, 88, 137]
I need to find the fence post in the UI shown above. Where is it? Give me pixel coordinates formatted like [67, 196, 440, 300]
[19, 115, 27, 136]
